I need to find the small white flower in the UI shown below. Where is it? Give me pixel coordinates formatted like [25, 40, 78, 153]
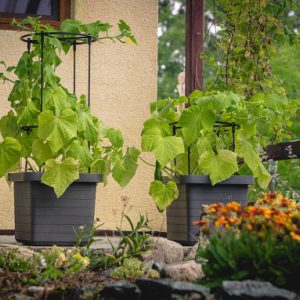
[40, 256, 47, 268]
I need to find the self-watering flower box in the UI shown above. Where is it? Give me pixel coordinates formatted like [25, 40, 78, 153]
[8, 172, 102, 246]
[166, 175, 254, 245]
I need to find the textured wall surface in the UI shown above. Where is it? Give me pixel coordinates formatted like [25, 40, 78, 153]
[0, 0, 166, 231]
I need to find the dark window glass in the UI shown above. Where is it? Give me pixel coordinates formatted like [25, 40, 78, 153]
[0, 0, 60, 21]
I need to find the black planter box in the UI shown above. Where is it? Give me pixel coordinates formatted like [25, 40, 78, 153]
[8, 172, 102, 246]
[166, 175, 254, 245]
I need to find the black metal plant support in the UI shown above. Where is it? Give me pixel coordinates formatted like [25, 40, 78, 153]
[20, 31, 97, 172]
[170, 121, 239, 175]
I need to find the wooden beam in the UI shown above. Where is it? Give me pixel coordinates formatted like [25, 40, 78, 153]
[264, 141, 300, 161]
[185, 0, 205, 97]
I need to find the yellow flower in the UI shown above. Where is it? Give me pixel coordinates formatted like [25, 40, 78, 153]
[124, 37, 131, 44]
[81, 257, 90, 268]
[54, 252, 66, 268]
[73, 253, 83, 261]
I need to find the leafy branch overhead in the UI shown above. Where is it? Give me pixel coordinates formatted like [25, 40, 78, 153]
[0, 17, 139, 197]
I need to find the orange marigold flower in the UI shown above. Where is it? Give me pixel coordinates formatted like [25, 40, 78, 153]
[193, 220, 208, 226]
[214, 216, 227, 227]
[290, 232, 300, 242]
[226, 201, 240, 212]
[246, 223, 253, 231]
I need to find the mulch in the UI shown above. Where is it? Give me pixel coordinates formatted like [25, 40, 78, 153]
[0, 269, 109, 299]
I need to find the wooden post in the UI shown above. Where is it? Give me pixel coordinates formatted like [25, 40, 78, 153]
[185, 0, 205, 97]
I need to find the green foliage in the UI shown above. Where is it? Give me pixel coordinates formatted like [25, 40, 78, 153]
[149, 180, 178, 211]
[75, 219, 104, 256]
[151, 0, 300, 210]
[0, 246, 90, 284]
[0, 250, 32, 272]
[141, 89, 297, 208]
[197, 231, 300, 292]
[89, 214, 152, 270]
[158, 0, 185, 98]
[0, 17, 139, 197]
[112, 258, 159, 279]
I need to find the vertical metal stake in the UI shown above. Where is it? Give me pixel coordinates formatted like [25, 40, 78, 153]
[25, 39, 31, 173]
[87, 35, 92, 173]
[87, 35, 91, 107]
[73, 42, 76, 94]
[40, 32, 45, 112]
[188, 146, 191, 174]
[172, 125, 177, 167]
[232, 123, 236, 152]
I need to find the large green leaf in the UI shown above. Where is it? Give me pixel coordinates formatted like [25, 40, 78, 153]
[38, 109, 77, 153]
[149, 180, 178, 211]
[141, 127, 185, 168]
[0, 137, 21, 177]
[41, 157, 79, 198]
[43, 85, 69, 114]
[195, 92, 241, 113]
[254, 163, 272, 189]
[235, 130, 261, 172]
[112, 147, 140, 187]
[17, 100, 39, 126]
[60, 19, 82, 33]
[179, 105, 215, 145]
[77, 109, 99, 144]
[198, 150, 238, 185]
[67, 140, 92, 169]
[0, 111, 18, 138]
[106, 128, 124, 148]
[32, 138, 53, 164]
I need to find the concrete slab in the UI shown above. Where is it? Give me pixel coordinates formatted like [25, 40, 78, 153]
[0, 235, 121, 251]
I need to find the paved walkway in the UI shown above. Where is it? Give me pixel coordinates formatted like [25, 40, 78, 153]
[0, 235, 121, 250]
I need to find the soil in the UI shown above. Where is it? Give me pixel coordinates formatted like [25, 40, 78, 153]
[0, 269, 108, 299]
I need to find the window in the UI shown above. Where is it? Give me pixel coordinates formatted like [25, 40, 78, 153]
[0, 0, 71, 29]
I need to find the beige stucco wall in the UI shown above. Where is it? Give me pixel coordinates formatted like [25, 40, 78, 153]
[0, 0, 166, 232]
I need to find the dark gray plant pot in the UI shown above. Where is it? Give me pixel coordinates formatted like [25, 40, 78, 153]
[166, 175, 254, 245]
[8, 172, 102, 246]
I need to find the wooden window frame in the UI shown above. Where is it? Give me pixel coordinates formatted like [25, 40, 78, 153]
[0, 0, 71, 30]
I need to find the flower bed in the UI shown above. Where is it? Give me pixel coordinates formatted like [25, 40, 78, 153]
[195, 194, 300, 292]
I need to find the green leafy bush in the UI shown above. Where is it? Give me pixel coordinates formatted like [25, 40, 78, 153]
[0, 17, 138, 196]
[0, 246, 90, 284]
[196, 194, 300, 291]
[89, 214, 152, 270]
[197, 232, 300, 292]
[0, 250, 32, 272]
[112, 258, 159, 279]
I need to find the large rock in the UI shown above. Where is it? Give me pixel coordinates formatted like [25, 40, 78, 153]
[136, 278, 211, 300]
[100, 281, 141, 300]
[162, 260, 204, 282]
[218, 280, 297, 300]
[142, 237, 184, 264]
[0, 244, 35, 260]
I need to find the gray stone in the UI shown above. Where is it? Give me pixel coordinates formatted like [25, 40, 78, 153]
[218, 280, 297, 300]
[27, 286, 46, 298]
[0, 244, 35, 260]
[142, 237, 184, 264]
[8, 294, 34, 300]
[136, 278, 210, 300]
[100, 281, 141, 300]
[162, 260, 204, 282]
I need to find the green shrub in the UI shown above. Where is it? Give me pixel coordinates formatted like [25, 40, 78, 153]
[112, 258, 159, 279]
[197, 231, 300, 292]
